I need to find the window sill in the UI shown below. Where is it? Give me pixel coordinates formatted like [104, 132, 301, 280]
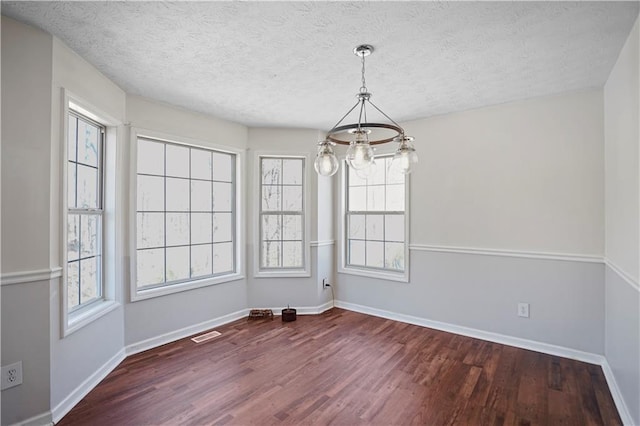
[254, 269, 311, 279]
[65, 300, 120, 337]
[338, 266, 409, 283]
[132, 272, 245, 302]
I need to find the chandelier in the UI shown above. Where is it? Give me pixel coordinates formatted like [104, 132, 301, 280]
[314, 44, 418, 177]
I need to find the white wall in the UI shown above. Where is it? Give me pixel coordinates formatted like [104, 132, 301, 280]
[604, 16, 640, 425]
[123, 95, 249, 346]
[246, 128, 332, 310]
[1, 16, 53, 425]
[406, 90, 604, 255]
[336, 90, 606, 354]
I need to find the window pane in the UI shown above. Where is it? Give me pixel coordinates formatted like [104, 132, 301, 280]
[77, 164, 98, 208]
[348, 214, 365, 240]
[349, 165, 367, 187]
[137, 248, 164, 287]
[191, 180, 212, 212]
[349, 240, 365, 266]
[213, 152, 233, 182]
[366, 241, 384, 268]
[261, 214, 281, 241]
[191, 149, 212, 180]
[212, 182, 232, 211]
[282, 186, 302, 211]
[387, 158, 404, 184]
[345, 157, 406, 274]
[67, 261, 80, 309]
[349, 186, 366, 211]
[166, 178, 190, 212]
[80, 256, 99, 303]
[282, 159, 302, 184]
[165, 144, 189, 178]
[68, 214, 80, 261]
[367, 185, 385, 211]
[191, 213, 212, 244]
[261, 185, 281, 211]
[191, 244, 212, 278]
[213, 242, 234, 273]
[282, 215, 302, 240]
[262, 241, 281, 268]
[366, 215, 384, 241]
[213, 213, 232, 242]
[262, 158, 281, 185]
[166, 213, 189, 246]
[80, 214, 100, 258]
[282, 241, 302, 267]
[166, 246, 190, 282]
[386, 184, 405, 211]
[77, 118, 99, 167]
[368, 162, 385, 186]
[68, 162, 77, 208]
[385, 242, 405, 270]
[138, 139, 164, 176]
[385, 215, 404, 242]
[137, 175, 164, 211]
[68, 115, 77, 161]
[137, 212, 164, 249]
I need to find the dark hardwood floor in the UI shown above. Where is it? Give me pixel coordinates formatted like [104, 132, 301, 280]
[58, 308, 621, 425]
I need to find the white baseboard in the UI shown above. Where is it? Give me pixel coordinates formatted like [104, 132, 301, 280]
[334, 300, 604, 365]
[601, 359, 635, 426]
[9, 411, 53, 426]
[50, 348, 126, 424]
[125, 308, 249, 356]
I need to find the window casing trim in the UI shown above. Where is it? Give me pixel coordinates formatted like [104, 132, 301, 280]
[338, 156, 411, 283]
[129, 127, 246, 302]
[253, 152, 311, 278]
[61, 89, 123, 337]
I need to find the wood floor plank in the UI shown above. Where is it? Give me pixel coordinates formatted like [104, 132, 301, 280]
[57, 309, 621, 425]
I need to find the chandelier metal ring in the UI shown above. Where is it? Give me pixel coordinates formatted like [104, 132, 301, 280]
[326, 122, 404, 145]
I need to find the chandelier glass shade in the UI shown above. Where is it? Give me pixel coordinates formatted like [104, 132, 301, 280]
[315, 44, 418, 176]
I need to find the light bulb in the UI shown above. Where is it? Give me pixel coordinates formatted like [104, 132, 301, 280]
[314, 141, 339, 176]
[346, 131, 374, 170]
[392, 136, 418, 174]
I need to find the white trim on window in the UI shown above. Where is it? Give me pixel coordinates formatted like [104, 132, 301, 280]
[61, 88, 123, 337]
[337, 154, 410, 283]
[253, 151, 311, 278]
[129, 127, 245, 302]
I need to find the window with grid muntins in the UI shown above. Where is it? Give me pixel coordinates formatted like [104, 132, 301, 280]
[136, 137, 236, 289]
[259, 157, 305, 270]
[346, 156, 405, 272]
[67, 110, 104, 311]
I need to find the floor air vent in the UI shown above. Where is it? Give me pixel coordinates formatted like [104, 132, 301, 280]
[191, 330, 222, 343]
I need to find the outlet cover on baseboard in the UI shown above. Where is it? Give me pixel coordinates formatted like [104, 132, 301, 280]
[1, 361, 23, 390]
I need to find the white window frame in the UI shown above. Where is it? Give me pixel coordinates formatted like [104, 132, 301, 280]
[61, 89, 121, 337]
[130, 128, 245, 302]
[253, 152, 311, 278]
[338, 151, 410, 283]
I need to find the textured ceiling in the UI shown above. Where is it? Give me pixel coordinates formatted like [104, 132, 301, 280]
[2, 1, 639, 129]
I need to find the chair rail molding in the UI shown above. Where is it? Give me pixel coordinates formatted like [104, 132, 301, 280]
[1, 267, 63, 286]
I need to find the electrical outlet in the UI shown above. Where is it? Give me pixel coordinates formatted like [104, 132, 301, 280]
[1, 361, 23, 390]
[322, 278, 330, 288]
[518, 303, 530, 318]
